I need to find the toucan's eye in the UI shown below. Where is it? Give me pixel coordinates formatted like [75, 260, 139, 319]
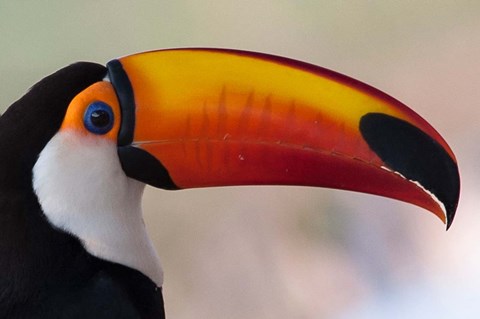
[83, 101, 114, 135]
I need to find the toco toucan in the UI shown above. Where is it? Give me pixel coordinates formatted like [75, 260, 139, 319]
[0, 49, 460, 318]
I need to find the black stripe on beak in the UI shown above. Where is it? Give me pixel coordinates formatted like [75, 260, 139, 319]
[107, 59, 135, 146]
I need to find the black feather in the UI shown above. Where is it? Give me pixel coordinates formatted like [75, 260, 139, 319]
[0, 63, 165, 318]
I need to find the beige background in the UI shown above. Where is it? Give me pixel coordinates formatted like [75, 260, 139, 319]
[1, 1, 479, 318]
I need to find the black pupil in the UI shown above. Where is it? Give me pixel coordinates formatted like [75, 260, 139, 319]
[91, 110, 110, 128]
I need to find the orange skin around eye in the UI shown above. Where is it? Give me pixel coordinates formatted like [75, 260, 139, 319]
[61, 81, 121, 141]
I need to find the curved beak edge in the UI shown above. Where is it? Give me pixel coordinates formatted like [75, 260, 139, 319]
[108, 48, 460, 229]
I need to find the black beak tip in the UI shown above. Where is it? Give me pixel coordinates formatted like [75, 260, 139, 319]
[360, 113, 460, 230]
[446, 199, 459, 230]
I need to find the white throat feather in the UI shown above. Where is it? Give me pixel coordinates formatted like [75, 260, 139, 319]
[32, 130, 163, 286]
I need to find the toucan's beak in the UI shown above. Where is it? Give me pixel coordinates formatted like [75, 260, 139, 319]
[107, 48, 460, 228]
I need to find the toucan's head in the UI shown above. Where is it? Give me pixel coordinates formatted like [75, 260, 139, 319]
[0, 48, 460, 287]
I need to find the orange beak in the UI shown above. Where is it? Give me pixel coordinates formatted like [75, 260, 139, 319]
[108, 48, 460, 228]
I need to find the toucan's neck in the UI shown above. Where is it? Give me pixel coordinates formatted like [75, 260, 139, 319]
[0, 62, 108, 285]
[0, 184, 91, 301]
[0, 99, 91, 301]
[0, 62, 111, 272]
[32, 130, 164, 287]
[0, 188, 165, 318]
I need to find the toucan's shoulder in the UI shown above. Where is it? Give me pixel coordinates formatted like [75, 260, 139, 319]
[40, 269, 152, 319]
[2, 259, 164, 319]
[39, 263, 164, 319]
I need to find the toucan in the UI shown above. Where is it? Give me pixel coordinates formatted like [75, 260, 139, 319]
[0, 48, 459, 318]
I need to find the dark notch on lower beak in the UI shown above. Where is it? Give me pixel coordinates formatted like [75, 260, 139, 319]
[118, 146, 178, 190]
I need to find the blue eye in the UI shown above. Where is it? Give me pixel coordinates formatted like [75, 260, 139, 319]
[83, 101, 114, 135]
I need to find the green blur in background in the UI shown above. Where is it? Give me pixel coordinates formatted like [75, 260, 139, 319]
[1, 1, 479, 318]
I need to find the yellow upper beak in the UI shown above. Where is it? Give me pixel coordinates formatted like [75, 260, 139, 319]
[107, 48, 460, 228]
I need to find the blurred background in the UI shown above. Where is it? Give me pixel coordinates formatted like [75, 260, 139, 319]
[1, 1, 479, 318]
